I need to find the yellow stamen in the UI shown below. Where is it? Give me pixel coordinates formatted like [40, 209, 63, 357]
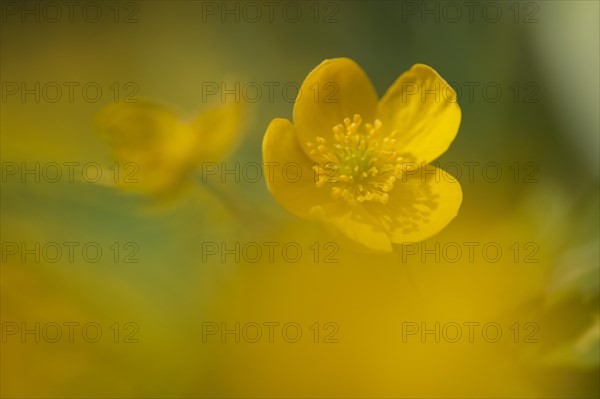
[307, 114, 405, 206]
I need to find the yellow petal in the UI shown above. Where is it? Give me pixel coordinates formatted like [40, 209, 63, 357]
[311, 203, 392, 253]
[367, 165, 462, 243]
[190, 101, 244, 163]
[377, 64, 461, 164]
[293, 58, 379, 157]
[96, 100, 180, 155]
[262, 118, 331, 219]
[95, 100, 196, 196]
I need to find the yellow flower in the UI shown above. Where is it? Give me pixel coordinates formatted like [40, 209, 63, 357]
[263, 58, 462, 252]
[95, 100, 243, 198]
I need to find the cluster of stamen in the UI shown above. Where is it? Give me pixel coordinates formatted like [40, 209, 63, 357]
[307, 114, 405, 206]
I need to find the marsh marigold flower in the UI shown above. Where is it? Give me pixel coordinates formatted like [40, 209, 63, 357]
[263, 58, 462, 252]
[95, 100, 243, 198]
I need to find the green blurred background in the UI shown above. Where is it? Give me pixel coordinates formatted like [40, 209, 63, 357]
[1, 0, 598, 397]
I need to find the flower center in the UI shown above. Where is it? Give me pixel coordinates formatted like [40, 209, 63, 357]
[307, 114, 405, 207]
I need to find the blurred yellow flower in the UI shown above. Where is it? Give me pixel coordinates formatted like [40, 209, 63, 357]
[263, 58, 462, 252]
[95, 100, 243, 198]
